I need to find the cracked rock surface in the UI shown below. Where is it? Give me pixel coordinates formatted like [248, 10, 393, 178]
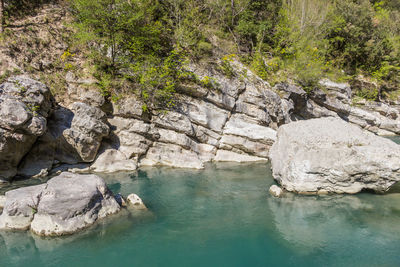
[0, 76, 53, 181]
[269, 117, 400, 194]
[0, 172, 120, 236]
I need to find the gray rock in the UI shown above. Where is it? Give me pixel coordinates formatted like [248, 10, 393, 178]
[319, 79, 352, 100]
[309, 88, 350, 116]
[108, 116, 153, 159]
[236, 83, 288, 127]
[126, 194, 147, 210]
[0, 184, 46, 230]
[193, 125, 221, 146]
[112, 96, 145, 119]
[90, 148, 137, 173]
[269, 118, 400, 194]
[219, 134, 271, 158]
[153, 111, 195, 136]
[269, 185, 283, 197]
[195, 144, 217, 162]
[222, 114, 277, 144]
[63, 102, 110, 162]
[154, 128, 197, 150]
[214, 149, 267, 162]
[0, 76, 53, 181]
[0, 172, 120, 236]
[17, 102, 110, 178]
[275, 83, 309, 119]
[140, 142, 204, 169]
[17, 132, 55, 178]
[180, 96, 229, 133]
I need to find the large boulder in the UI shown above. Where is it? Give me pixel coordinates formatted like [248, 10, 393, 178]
[0, 172, 120, 236]
[17, 102, 110, 177]
[63, 102, 110, 162]
[269, 118, 400, 194]
[0, 76, 53, 181]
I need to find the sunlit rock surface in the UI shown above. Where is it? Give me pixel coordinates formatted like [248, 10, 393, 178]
[270, 117, 400, 194]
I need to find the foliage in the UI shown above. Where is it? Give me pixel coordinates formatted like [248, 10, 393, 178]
[69, 0, 400, 103]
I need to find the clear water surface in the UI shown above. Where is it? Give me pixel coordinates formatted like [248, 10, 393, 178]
[0, 137, 400, 267]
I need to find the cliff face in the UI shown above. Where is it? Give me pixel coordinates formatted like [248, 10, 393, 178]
[1, 59, 399, 182]
[0, 3, 399, 183]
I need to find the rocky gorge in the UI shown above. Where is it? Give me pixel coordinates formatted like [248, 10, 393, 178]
[1, 58, 400, 183]
[0, 56, 400, 236]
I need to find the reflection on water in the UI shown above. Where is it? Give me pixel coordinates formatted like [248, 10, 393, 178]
[268, 193, 400, 251]
[0, 162, 400, 266]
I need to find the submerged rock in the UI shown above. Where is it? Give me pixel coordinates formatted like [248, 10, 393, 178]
[269, 117, 400, 194]
[0, 172, 120, 236]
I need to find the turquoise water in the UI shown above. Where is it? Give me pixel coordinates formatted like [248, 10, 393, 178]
[388, 135, 400, 144]
[0, 136, 399, 266]
[1, 160, 400, 267]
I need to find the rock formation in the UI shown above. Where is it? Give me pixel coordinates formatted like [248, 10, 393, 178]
[276, 79, 400, 135]
[1, 60, 400, 182]
[0, 76, 53, 181]
[0, 172, 121, 236]
[17, 102, 109, 178]
[269, 118, 400, 194]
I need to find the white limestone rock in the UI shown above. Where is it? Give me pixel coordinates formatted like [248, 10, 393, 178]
[140, 142, 204, 169]
[0, 76, 53, 181]
[214, 150, 268, 162]
[0, 172, 120, 236]
[90, 148, 137, 173]
[269, 185, 283, 198]
[0, 184, 46, 230]
[30, 172, 120, 236]
[126, 194, 147, 210]
[222, 114, 277, 143]
[269, 117, 400, 194]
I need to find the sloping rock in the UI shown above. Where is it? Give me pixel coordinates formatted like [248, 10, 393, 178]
[140, 142, 204, 169]
[0, 184, 46, 230]
[0, 76, 53, 181]
[179, 96, 230, 133]
[214, 149, 267, 162]
[0, 172, 120, 236]
[235, 83, 289, 128]
[269, 118, 400, 194]
[277, 80, 400, 135]
[90, 148, 137, 173]
[153, 111, 195, 136]
[222, 114, 276, 144]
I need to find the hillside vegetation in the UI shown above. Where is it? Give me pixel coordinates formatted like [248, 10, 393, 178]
[1, 0, 399, 109]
